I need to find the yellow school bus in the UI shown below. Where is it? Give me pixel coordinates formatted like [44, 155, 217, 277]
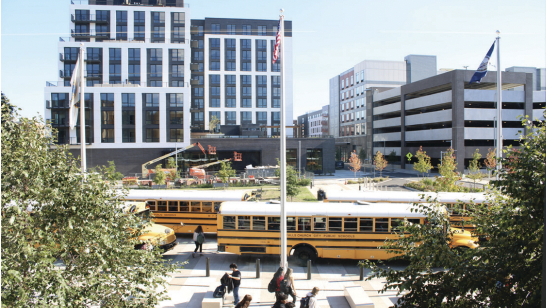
[124, 190, 250, 233]
[323, 191, 489, 229]
[217, 201, 478, 262]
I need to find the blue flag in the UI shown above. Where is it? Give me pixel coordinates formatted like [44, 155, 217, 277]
[469, 42, 495, 84]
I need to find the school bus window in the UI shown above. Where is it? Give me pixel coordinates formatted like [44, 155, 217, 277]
[390, 218, 403, 232]
[268, 217, 280, 230]
[146, 201, 156, 211]
[375, 218, 389, 232]
[298, 217, 311, 231]
[191, 201, 201, 212]
[202, 202, 213, 213]
[168, 201, 178, 212]
[449, 203, 462, 216]
[329, 217, 342, 231]
[157, 201, 167, 211]
[238, 216, 250, 229]
[180, 201, 190, 212]
[253, 216, 265, 230]
[213, 202, 222, 212]
[344, 218, 358, 232]
[313, 217, 326, 231]
[223, 216, 235, 229]
[407, 219, 421, 225]
[359, 218, 373, 232]
[287, 217, 296, 231]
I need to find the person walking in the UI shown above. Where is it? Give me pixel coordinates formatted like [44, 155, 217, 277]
[234, 294, 252, 308]
[306, 287, 320, 308]
[226, 263, 241, 304]
[272, 293, 288, 308]
[192, 225, 205, 258]
[282, 268, 297, 303]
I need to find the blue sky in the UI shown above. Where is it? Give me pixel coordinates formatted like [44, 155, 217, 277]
[2, 0, 545, 119]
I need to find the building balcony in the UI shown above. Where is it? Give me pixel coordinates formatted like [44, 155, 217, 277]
[69, 137, 93, 145]
[189, 107, 202, 112]
[70, 29, 111, 39]
[60, 53, 79, 62]
[86, 55, 102, 63]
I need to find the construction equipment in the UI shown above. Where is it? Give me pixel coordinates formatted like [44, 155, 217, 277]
[141, 143, 199, 177]
[189, 158, 231, 180]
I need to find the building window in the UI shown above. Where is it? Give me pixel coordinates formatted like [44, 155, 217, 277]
[210, 98, 220, 108]
[225, 111, 236, 124]
[101, 129, 114, 143]
[241, 39, 251, 49]
[193, 51, 203, 61]
[257, 99, 267, 108]
[210, 61, 220, 71]
[169, 111, 183, 125]
[257, 63, 267, 72]
[242, 25, 251, 35]
[226, 38, 236, 48]
[272, 76, 280, 86]
[134, 11, 145, 23]
[210, 74, 220, 84]
[153, 26, 165, 38]
[116, 10, 127, 22]
[226, 50, 236, 60]
[128, 64, 140, 78]
[242, 87, 251, 96]
[210, 38, 220, 48]
[122, 93, 135, 107]
[146, 111, 160, 124]
[75, 9, 90, 21]
[171, 64, 184, 77]
[242, 62, 251, 71]
[172, 12, 184, 23]
[256, 40, 267, 49]
[169, 93, 183, 107]
[109, 48, 121, 61]
[173, 27, 184, 39]
[145, 93, 159, 107]
[211, 86, 220, 96]
[169, 129, 183, 142]
[100, 93, 114, 107]
[226, 62, 236, 71]
[225, 98, 236, 108]
[241, 98, 251, 108]
[122, 110, 135, 125]
[257, 87, 267, 97]
[242, 50, 251, 60]
[242, 75, 251, 85]
[257, 25, 266, 36]
[150, 65, 162, 77]
[272, 62, 280, 72]
[149, 48, 162, 61]
[122, 128, 135, 143]
[257, 75, 267, 85]
[146, 128, 159, 142]
[116, 25, 127, 40]
[257, 51, 267, 61]
[194, 88, 204, 97]
[307, 148, 323, 173]
[152, 12, 165, 23]
[128, 48, 140, 61]
[211, 23, 220, 34]
[227, 24, 236, 35]
[193, 98, 203, 109]
[272, 99, 280, 108]
[241, 111, 251, 124]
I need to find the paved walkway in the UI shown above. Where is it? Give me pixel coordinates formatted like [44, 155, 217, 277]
[158, 236, 401, 308]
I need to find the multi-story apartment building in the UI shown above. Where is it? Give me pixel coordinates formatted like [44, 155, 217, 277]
[44, 0, 293, 174]
[329, 57, 436, 160]
[366, 69, 546, 172]
[295, 105, 329, 138]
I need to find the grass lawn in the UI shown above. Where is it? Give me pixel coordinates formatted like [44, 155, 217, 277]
[257, 187, 317, 202]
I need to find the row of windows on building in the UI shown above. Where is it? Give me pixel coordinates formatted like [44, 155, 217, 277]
[208, 111, 280, 125]
[340, 70, 365, 89]
[341, 111, 366, 123]
[207, 24, 278, 36]
[50, 93, 183, 108]
[340, 98, 366, 112]
[341, 85, 368, 101]
[340, 123, 366, 137]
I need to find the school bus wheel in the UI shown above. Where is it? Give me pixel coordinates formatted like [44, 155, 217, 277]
[294, 246, 317, 264]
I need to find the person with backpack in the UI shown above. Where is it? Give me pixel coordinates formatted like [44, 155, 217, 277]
[272, 292, 288, 308]
[271, 267, 285, 302]
[300, 287, 320, 308]
[192, 225, 205, 258]
[225, 263, 241, 304]
[281, 268, 297, 303]
[234, 294, 252, 308]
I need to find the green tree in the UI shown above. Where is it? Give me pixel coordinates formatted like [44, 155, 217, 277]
[467, 149, 485, 190]
[1, 101, 180, 307]
[374, 151, 388, 178]
[360, 113, 546, 307]
[153, 165, 167, 186]
[413, 146, 433, 177]
[484, 147, 497, 179]
[166, 157, 179, 182]
[275, 159, 299, 201]
[437, 148, 459, 191]
[104, 160, 124, 181]
[358, 148, 367, 162]
[208, 115, 220, 133]
[167, 157, 177, 169]
[217, 160, 236, 186]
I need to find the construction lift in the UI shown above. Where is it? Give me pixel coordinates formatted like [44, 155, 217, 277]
[141, 143, 202, 178]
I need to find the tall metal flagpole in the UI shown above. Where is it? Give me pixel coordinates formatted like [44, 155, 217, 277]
[279, 9, 287, 269]
[80, 43, 87, 173]
[495, 31, 502, 180]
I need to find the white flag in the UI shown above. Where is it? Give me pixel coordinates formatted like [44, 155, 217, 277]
[69, 56, 81, 129]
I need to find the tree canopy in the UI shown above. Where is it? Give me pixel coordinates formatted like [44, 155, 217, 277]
[413, 146, 433, 177]
[1, 100, 180, 307]
[361, 113, 546, 307]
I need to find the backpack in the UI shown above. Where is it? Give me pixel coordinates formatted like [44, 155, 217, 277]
[267, 277, 277, 293]
[213, 285, 225, 298]
[279, 279, 290, 294]
[196, 232, 205, 244]
[300, 296, 310, 308]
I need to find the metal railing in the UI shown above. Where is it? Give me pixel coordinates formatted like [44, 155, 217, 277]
[198, 134, 334, 139]
[71, 14, 109, 23]
[45, 80, 188, 88]
[70, 137, 93, 145]
[59, 36, 189, 44]
[71, 0, 190, 8]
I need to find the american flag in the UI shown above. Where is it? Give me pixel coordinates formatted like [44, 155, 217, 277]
[272, 17, 282, 64]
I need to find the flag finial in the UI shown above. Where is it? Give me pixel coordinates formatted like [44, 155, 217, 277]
[496, 30, 500, 36]
[280, 8, 284, 14]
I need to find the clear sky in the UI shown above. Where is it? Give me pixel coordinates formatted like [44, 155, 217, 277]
[2, 0, 545, 119]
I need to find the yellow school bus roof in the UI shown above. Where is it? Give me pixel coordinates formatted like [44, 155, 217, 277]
[325, 191, 489, 204]
[126, 189, 249, 201]
[219, 201, 431, 218]
[121, 201, 148, 214]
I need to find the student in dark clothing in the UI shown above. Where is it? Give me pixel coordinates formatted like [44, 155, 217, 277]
[226, 263, 241, 304]
[272, 292, 288, 308]
[234, 294, 252, 308]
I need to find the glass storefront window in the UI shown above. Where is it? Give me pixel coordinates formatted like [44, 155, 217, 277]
[306, 148, 323, 173]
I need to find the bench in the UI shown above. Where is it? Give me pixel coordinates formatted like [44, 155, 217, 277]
[202, 290, 223, 308]
[344, 286, 374, 308]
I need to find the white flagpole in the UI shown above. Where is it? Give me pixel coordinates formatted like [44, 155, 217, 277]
[279, 9, 287, 269]
[495, 31, 502, 180]
[80, 43, 87, 173]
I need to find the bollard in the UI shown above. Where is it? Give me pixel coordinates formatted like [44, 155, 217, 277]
[307, 260, 312, 280]
[256, 259, 260, 278]
[206, 257, 210, 277]
[359, 265, 364, 281]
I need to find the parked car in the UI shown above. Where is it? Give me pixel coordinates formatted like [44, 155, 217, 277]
[335, 161, 344, 169]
